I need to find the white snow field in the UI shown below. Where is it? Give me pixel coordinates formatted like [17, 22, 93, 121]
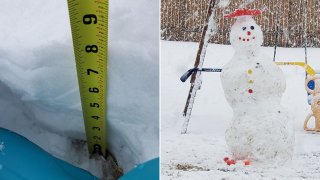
[161, 40, 320, 179]
[0, 0, 159, 177]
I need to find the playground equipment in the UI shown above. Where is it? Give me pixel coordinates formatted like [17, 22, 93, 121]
[304, 75, 320, 132]
[272, 61, 320, 132]
[275, 62, 316, 76]
[271, 62, 320, 132]
[273, 0, 320, 133]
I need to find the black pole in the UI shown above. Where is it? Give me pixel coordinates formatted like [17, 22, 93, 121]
[303, 0, 308, 79]
[273, 0, 280, 62]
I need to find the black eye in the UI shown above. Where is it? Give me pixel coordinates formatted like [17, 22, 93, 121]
[242, 27, 246, 31]
[250, 26, 254, 30]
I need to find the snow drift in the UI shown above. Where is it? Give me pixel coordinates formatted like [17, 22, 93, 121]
[0, 0, 159, 174]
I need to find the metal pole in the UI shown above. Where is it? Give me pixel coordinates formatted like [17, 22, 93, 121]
[303, 0, 308, 79]
[273, 0, 281, 62]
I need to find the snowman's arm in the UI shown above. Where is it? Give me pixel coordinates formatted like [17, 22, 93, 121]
[180, 68, 222, 82]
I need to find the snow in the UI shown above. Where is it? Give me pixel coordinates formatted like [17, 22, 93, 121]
[217, 0, 230, 9]
[0, 0, 158, 177]
[161, 40, 320, 179]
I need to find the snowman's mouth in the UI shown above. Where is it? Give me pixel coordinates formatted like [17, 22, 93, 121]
[238, 36, 256, 42]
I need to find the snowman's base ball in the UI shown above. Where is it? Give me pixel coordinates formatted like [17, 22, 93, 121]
[225, 109, 294, 164]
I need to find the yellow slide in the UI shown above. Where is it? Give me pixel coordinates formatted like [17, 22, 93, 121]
[275, 62, 316, 76]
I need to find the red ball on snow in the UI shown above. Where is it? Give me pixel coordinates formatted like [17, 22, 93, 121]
[226, 160, 232, 165]
[226, 159, 236, 165]
[223, 157, 229, 162]
[243, 160, 251, 166]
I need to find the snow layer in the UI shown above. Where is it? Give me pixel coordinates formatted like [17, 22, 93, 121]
[0, 0, 158, 174]
[161, 40, 320, 179]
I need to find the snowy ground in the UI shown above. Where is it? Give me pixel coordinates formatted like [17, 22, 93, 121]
[161, 40, 320, 179]
[0, 0, 159, 177]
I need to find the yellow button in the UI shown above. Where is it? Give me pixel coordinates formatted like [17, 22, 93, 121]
[248, 80, 253, 83]
[247, 69, 252, 74]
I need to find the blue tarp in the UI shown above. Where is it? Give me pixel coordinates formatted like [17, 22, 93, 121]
[0, 128, 98, 180]
[0, 128, 160, 180]
[120, 158, 159, 180]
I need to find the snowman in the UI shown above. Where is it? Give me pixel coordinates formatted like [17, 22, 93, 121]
[220, 9, 294, 165]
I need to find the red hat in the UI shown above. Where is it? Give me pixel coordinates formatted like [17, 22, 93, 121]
[224, 9, 261, 18]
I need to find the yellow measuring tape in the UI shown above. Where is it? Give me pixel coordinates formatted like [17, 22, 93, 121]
[67, 0, 108, 157]
[276, 62, 316, 76]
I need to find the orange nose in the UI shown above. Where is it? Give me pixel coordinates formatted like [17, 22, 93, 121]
[247, 31, 251, 36]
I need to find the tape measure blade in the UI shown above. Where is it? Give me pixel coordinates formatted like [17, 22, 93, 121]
[67, 0, 108, 157]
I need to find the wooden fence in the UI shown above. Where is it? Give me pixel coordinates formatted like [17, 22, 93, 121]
[161, 0, 320, 47]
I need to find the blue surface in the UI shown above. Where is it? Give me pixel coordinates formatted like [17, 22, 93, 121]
[120, 158, 159, 180]
[307, 80, 315, 91]
[307, 80, 315, 105]
[0, 128, 98, 180]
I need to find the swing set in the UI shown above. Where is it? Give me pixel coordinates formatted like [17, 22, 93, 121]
[180, 0, 320, 133]
[273, 0, 320, 132]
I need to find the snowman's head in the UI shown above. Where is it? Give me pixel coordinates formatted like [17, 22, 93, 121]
[230, 16, 263, 51]
[225, 9, 263, 52]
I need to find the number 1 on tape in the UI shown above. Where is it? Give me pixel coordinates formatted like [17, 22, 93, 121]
[67, 0, 108, 157]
